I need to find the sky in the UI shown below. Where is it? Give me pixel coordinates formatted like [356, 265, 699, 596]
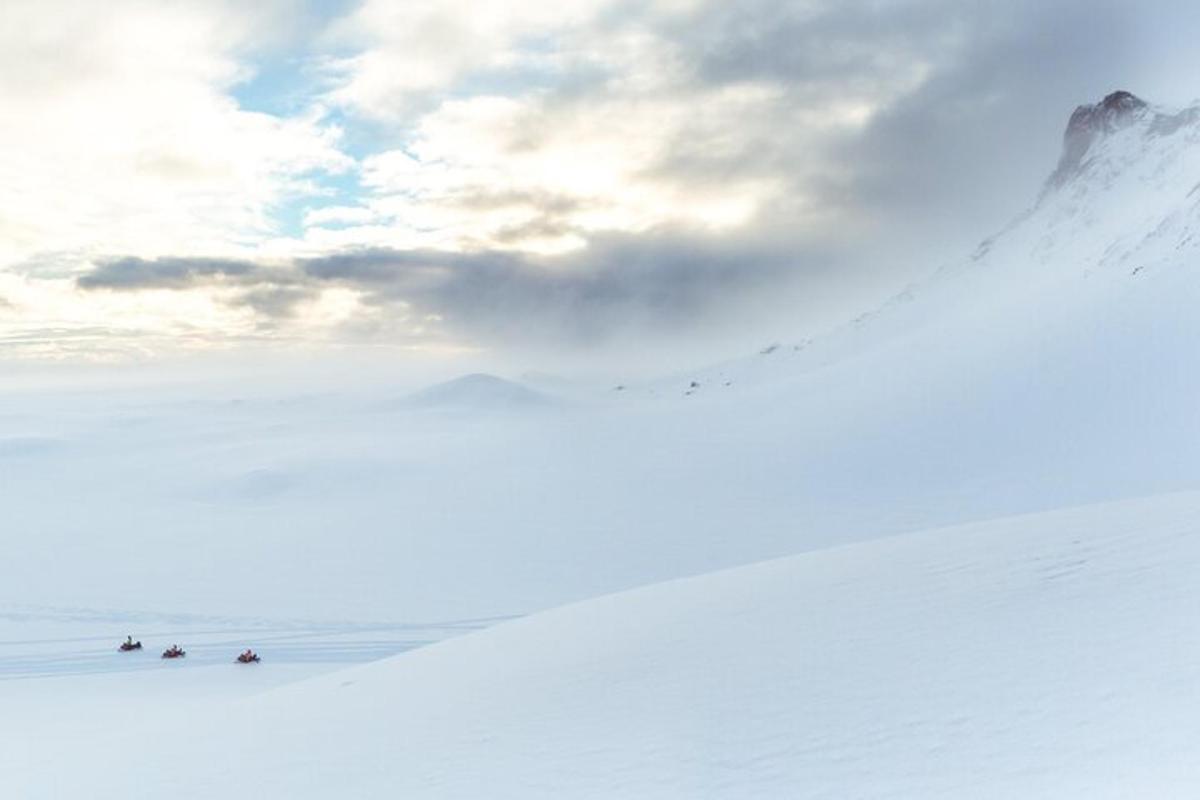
[3, 0, 1200, 370]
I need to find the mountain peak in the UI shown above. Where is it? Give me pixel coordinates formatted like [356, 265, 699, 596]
[1048, 90, 1148, 188]
[1097, 89, 1146, 112]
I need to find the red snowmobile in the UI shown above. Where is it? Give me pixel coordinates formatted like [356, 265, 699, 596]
[236, 649, 260, 664]
[161, 645, 186, 659]
[118, 638, 142, 652]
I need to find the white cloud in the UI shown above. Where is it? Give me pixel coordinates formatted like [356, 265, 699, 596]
[324, 0, 620, 119]
[0, 0, 350, 267]
[312, 0, 909, 254]
[0, 0, 357, 358]
[347, 87, 785, 253]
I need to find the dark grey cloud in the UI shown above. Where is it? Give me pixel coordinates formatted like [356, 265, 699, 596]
[681, 0, 961, 87]
[79, 256, 260, 290]
[228, 285, 318, 318]
[829, 1, 1151, 248]
[77, 228, 819, 347]
[338, 232, 806, 344]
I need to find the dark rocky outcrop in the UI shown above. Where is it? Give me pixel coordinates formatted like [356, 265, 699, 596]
[1047, 91, 1148, 188]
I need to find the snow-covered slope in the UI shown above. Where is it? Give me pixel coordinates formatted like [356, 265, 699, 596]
[16, 490, 1200, 799]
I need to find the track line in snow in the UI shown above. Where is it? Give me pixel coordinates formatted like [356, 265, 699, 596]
[0, 607, 519, 681]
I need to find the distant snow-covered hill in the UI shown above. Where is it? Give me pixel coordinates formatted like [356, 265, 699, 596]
[401, 373, 554, 411]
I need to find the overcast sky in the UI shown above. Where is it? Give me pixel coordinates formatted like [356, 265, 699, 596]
[2, 0, 1199, 368]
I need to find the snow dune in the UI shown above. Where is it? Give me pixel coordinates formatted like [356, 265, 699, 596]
[18, 490, 1200, 799]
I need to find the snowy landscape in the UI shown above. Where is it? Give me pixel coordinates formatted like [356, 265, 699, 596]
[6, 2, 1200, 797]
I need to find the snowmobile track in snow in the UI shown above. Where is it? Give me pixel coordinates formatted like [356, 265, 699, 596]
[0, 607, 517, 680]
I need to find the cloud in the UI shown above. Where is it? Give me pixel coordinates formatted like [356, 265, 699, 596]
[313, 0, 1175, 285]
[12, 0, 1200, 362]
[76, 225, 813, 348]
[305, 234, 801, 342]
[0, 0, 349, 271]
[228, 286, 320, 319]
[322, 0, 620, 120]
[79, 256, 261, 290]
[314, 0, 953, 257]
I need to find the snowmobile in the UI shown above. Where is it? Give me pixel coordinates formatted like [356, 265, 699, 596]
[118, 639, 142, 652]
[236, 650, 260, 664]
[161, 645, 186, 659]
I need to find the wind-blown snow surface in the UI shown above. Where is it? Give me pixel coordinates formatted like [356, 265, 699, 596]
[12, 491, 1200, 798]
